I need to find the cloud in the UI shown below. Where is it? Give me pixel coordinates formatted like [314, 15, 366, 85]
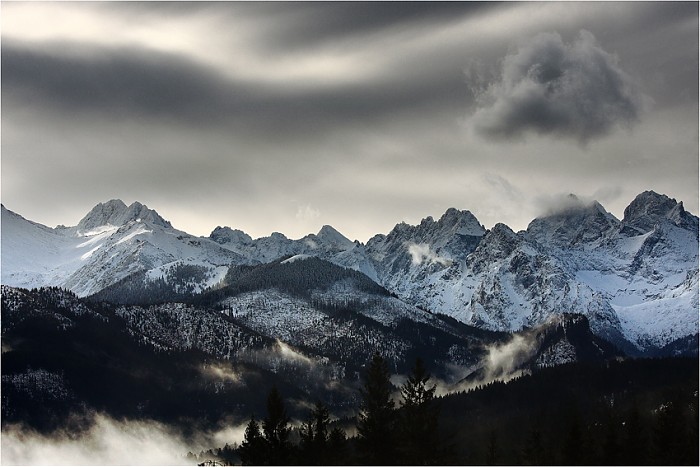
[1, 3, 696, 244]
[241, 2, 495, 53]
[1, 415, 191, 465]
[0, 38, 461, 138]
[533, 192, 592, 218]
[385, 333, 540, 399]
[274, 339, 314, 365]
[482, 334, 538, 382]
[482, 172, 523, 202]
[591, 186, 623, 205]
[406, 243, 452, 267]
[296, 204, 321, 222]
[0, 40, 239, 126]
[199, 363, 243, 385]
[468, 30, 649, 144]
[1, 412, 253, 466]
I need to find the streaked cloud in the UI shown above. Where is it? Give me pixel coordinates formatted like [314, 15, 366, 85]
[0, 2, 696, 242]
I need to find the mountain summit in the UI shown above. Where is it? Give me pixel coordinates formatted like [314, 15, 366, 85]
[621, 190, 697, 236]
[76, 199, 172, 233]
[1, 192, 697, 354]
[527, 196, 619, 247]
[315, 225, 354, 249]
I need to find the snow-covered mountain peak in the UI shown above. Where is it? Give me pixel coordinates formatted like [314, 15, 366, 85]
[210, 226, 253, 245]
[76, 199, 171, 234]
[381, 209, 485, 244]
[438, 208, 487, 237]
[527, 198, 619, 247]
[315, 225, 354, 249]
[269, 232, 290, 242]
[2, 191, 697, 355]
[620, 191, 691, 236]
[474, 223, 520, 259]
[664, 201, 699, 237]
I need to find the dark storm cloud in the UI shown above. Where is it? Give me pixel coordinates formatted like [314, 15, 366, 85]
[1, 40, 464, 137]
[469, 30, 649, 144]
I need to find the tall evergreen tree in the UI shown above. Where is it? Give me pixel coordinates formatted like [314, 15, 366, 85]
[398, 357, 440, 464]
[262, 386, 292, 465]
[299, 400, 331, 465]
[327, 426, 348, 465]
[356, 352, 397, 465]
[238, 415, 268, 465]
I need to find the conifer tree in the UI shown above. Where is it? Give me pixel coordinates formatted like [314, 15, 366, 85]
[238, 415, 268, 465]
[262, 386, 292, 465]
[398, 357, 439, 464]
[327, 426, 348, 465]
[356, 352, 397, 465]
[299, 400, 331, 465]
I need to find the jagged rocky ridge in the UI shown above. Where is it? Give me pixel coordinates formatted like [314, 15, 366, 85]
[1, 191, 698, 354]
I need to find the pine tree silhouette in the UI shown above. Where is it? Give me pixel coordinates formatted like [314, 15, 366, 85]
[238, 415, 267, 465]
[299, 401, 331, 465]
[356, 352, 397, 465]
[327, 426, 348, 465]
[263, 386, 292, 465]
[398, 357, 440, 464]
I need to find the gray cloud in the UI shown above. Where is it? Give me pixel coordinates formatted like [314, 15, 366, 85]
[1, 41, 232, 125]
[469, 30, 649, 144]
[1, 39, 464, 139]
[233, 2, 498, 53]
[1, 3, 696, 242]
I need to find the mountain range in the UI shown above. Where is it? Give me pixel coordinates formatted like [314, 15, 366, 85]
[2, 190, 698, 356]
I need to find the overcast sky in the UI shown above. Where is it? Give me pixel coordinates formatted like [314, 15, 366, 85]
[2, 2, 698, 242]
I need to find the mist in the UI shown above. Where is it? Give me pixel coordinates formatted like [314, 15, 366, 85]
[1, 414, 249, 466]
[482, 334, 538, 382]
[425, 333, 541, 398]
[407, 243, 452, 267]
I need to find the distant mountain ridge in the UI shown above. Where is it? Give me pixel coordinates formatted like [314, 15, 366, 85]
[1, 190, 698, 355]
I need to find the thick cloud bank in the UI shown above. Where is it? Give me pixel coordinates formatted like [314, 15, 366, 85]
[469, 30, 648, 143]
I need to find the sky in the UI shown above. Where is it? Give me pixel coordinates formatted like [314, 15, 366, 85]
[1, 2, 698, 242]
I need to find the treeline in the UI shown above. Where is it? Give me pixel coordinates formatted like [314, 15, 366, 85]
[89, 256, 392, 307]
[88, 263, 214, 306]
[199, 355, 698, 466]
[206, 354, 452, 465]
[440, 357, 699, 465]
[199, 257, 389, 306]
